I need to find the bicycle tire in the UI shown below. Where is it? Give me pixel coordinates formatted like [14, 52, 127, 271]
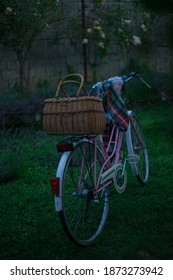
[59, 141, 109, 246]
[126, 112, 149, 185]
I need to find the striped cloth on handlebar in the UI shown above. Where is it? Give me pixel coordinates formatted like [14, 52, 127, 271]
[96, 76, 129, 132]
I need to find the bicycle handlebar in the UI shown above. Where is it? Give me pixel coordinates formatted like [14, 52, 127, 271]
[89, 71, 151, 95]
[122, 71, 151, 89]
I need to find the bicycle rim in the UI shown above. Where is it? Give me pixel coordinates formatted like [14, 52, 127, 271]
[127, 113, 149, 185]
[59, 141, 109, 246]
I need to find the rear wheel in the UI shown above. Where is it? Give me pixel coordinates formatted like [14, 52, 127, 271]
[126, 113, 149, 185]
[59, 141, 109, 246]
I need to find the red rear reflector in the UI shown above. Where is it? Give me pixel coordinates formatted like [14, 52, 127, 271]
[51, 177, 59, 195]
[57, 143, 73, 152]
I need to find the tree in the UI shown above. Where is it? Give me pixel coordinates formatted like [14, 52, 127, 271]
[0, 0, 61, 92]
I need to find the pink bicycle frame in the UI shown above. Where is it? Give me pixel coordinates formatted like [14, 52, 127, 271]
[93, 123, 123, 194]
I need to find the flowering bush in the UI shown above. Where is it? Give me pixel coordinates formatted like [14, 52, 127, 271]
[88, 2, 153, 56]
[67, 0, 154, 75]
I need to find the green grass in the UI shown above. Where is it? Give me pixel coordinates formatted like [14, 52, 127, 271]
[0, 101, 173, 260]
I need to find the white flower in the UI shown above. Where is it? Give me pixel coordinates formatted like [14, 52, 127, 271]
[100, 31, 106, 39]
[94, 20, 100, 25]
[118, 28, 123, 32]
[124, 19, 131, 24]
[94, 25, 102, 31]
[6, 6, 12, 15]
[141, 24, 147, 32]
[98, 42, 105, 49]
[87, 28, 92, 33]
[132, 35, 141, 46]
[82, 38, 88, 44]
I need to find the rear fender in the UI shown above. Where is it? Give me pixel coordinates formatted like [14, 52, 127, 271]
[54, 151, 70, 212]
[54, 138, 94, 212]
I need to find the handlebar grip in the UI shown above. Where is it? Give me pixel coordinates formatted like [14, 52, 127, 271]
[138, 76, 152, 89]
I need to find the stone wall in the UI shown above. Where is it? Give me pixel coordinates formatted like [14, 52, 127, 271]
[1, 40, 172, 93]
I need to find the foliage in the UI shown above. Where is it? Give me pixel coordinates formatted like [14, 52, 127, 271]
[0, 91, 45, 129]
[0, 0, 61, 91]
[0, 79, 56, 129]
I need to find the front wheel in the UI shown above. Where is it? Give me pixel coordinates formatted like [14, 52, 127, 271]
[126, 112, 149, 185]
[59, 141, 109, 246]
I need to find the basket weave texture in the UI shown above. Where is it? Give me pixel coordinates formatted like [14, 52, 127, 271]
[43, 74, 106, 135]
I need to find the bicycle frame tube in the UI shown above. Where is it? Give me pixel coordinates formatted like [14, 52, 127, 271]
[94, 124, 123, 194]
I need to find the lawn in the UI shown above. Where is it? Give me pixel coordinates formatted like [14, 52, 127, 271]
[0, 100, 173, 260]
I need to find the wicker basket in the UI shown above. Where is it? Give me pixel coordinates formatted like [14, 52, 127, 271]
[43, 74, 106, 135]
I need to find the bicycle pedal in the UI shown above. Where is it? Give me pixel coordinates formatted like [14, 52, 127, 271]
[127, 154, 140, 164]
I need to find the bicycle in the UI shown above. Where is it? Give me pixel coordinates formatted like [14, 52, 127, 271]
[50, 71, 151, 246]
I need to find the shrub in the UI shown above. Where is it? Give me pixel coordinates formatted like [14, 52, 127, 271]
[0, 93, 45, 129]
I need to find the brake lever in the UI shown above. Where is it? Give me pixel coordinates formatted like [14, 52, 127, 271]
[138, 76, 152, 89]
